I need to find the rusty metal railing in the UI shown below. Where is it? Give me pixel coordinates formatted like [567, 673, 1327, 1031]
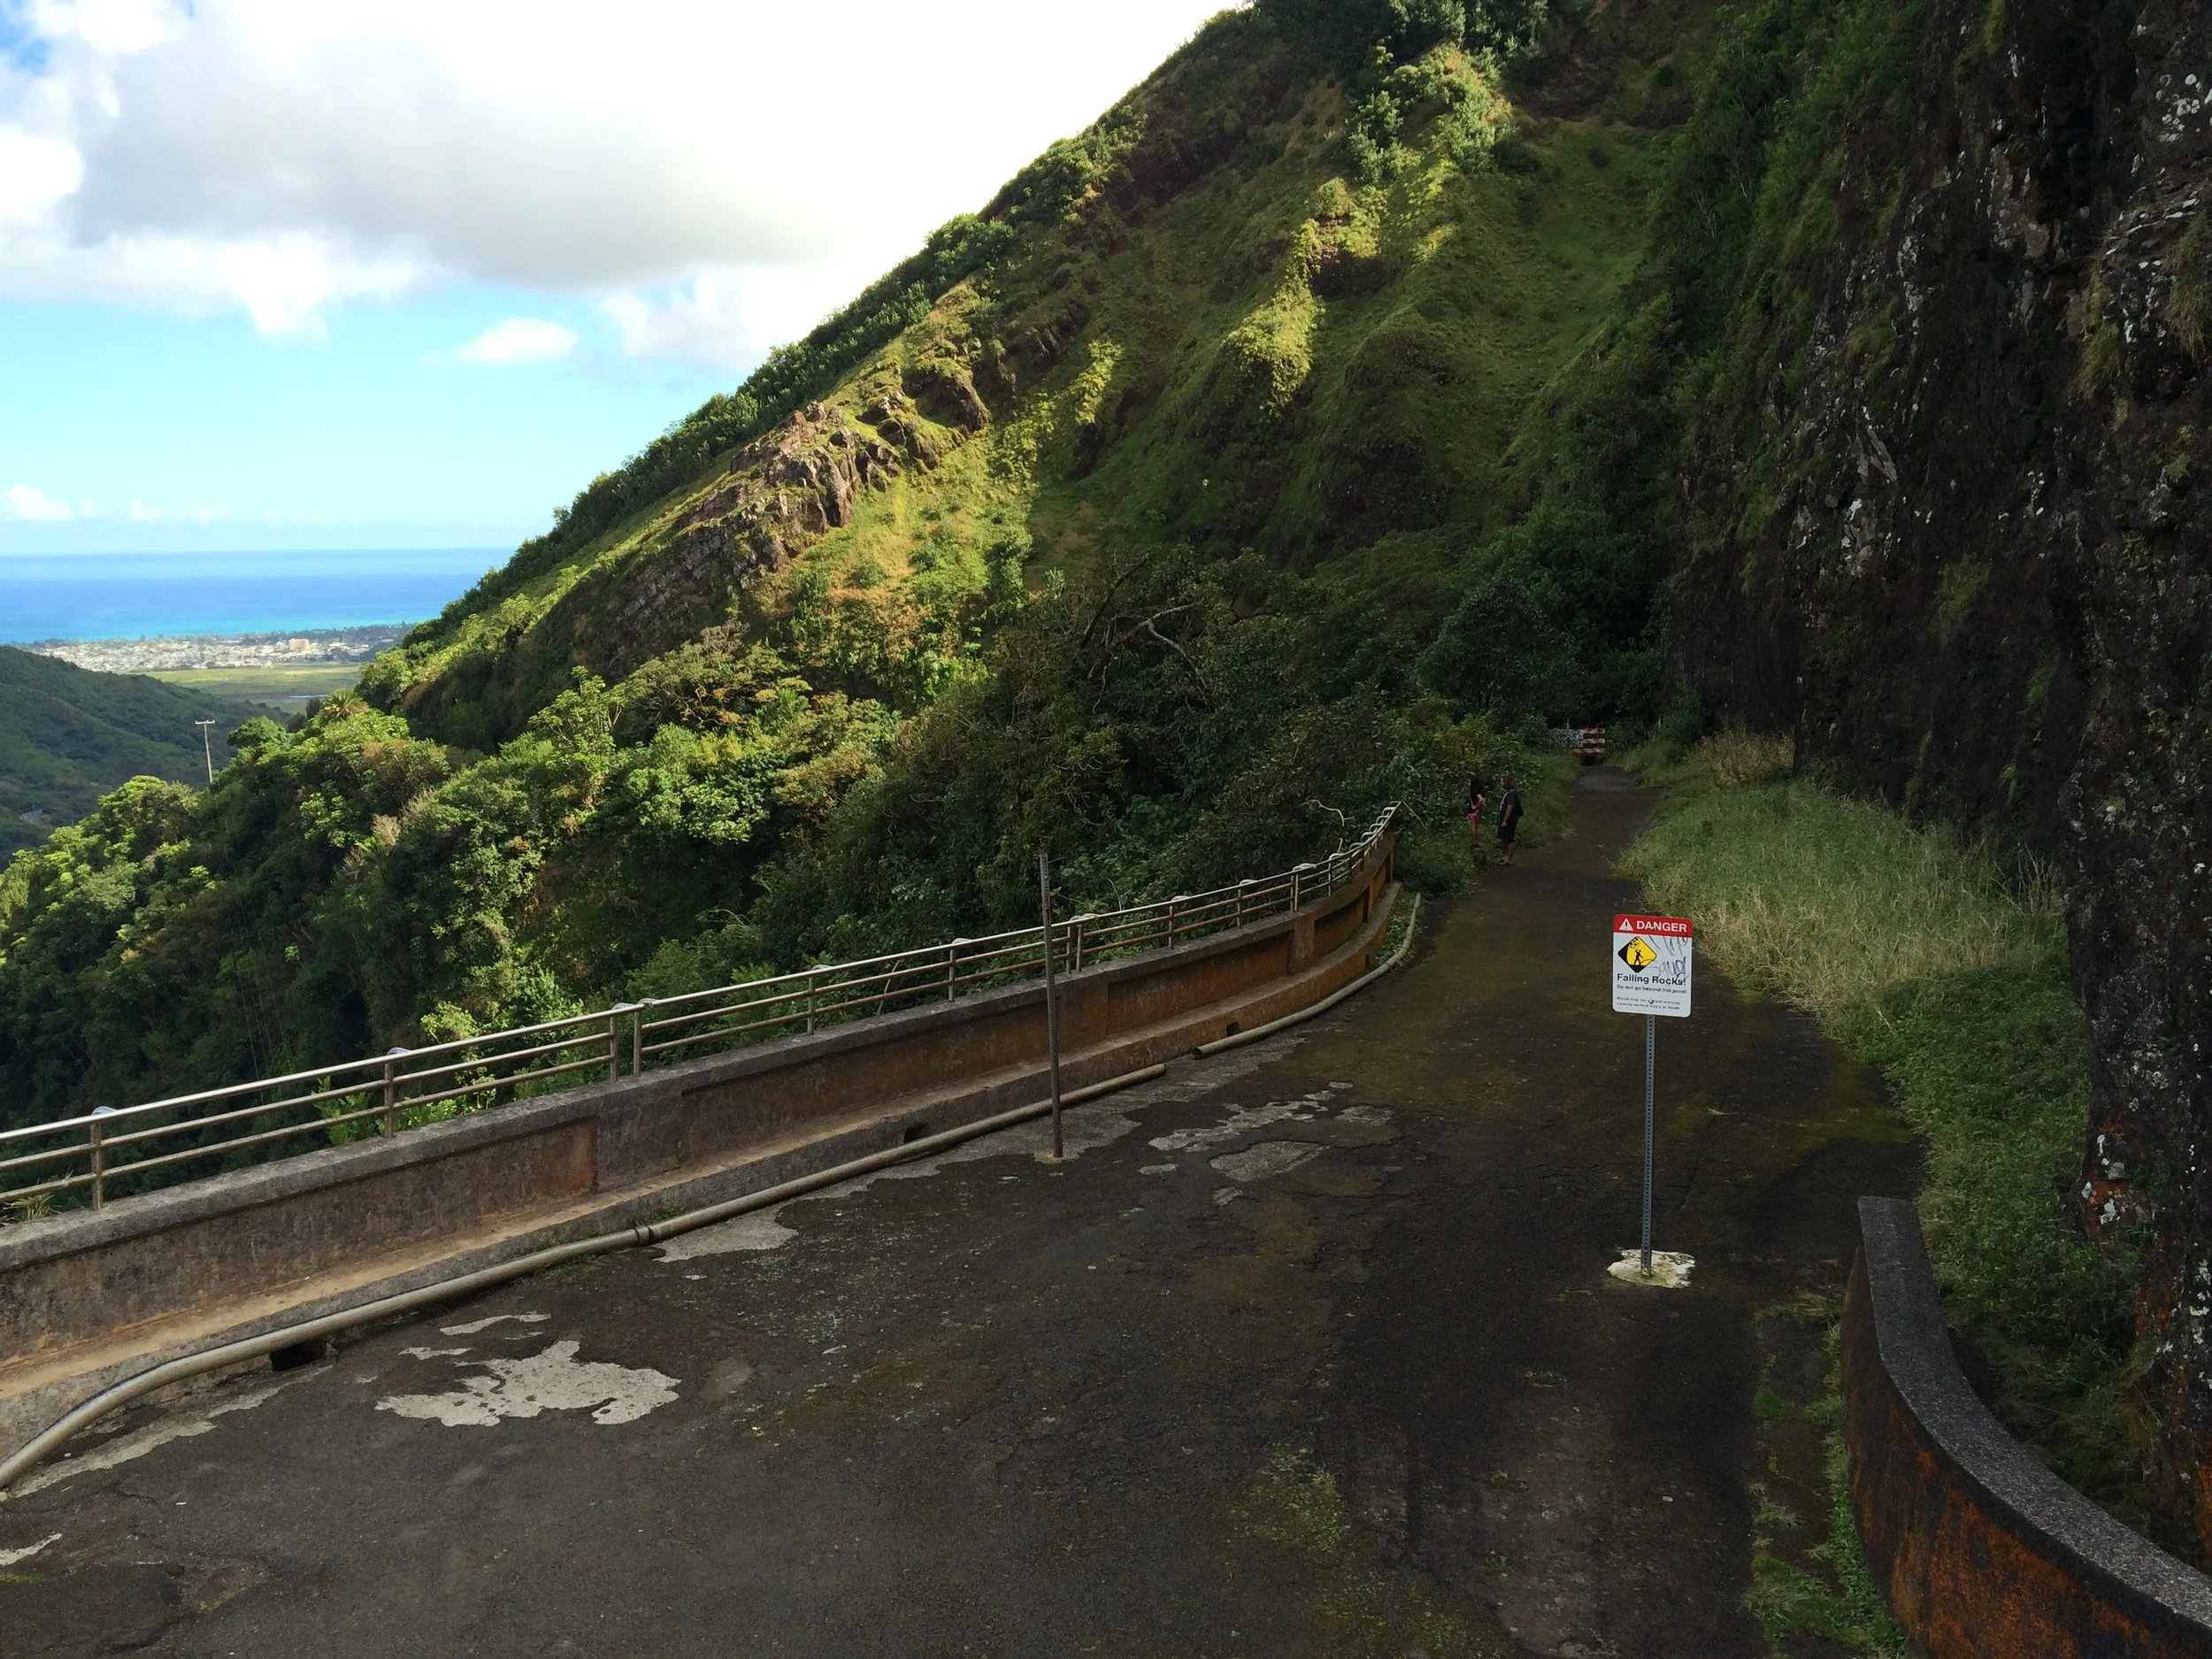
[0, 807, 1395, 1215]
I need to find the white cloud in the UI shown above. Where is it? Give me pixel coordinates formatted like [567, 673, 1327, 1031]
[5, 484, 79, 520]
[601, 255, 892, 369]
[0, 0, 1235, 354]
[0, 129, 83, 220]
[27, 0, 184, 57]
[457, 316, 577, 365]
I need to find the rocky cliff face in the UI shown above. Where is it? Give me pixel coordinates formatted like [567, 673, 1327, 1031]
[1672, 0, 2212, 1547]
[392, 387, 974, 745]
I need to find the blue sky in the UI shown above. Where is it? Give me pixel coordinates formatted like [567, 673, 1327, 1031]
[1, 288, 727, 551]
[0, 0, 1233, 558]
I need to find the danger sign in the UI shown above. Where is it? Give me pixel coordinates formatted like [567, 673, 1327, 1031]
[1612, 913, 1693, 1017]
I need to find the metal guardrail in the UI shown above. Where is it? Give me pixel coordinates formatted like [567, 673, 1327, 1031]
[0, 807, 1397, 1215]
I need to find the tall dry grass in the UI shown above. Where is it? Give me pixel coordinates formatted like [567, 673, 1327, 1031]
[1623, 749, 2153, 1545]
[1623, 763, 2057, 1029]
[1689, 726, 1795, 789]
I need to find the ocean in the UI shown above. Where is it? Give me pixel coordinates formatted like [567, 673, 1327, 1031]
[0, 549, 503, 643]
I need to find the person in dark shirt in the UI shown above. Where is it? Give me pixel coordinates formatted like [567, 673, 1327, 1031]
[1496, 773, 1523, 865]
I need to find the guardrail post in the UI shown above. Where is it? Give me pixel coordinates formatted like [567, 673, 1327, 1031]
[634, 1001, 649, 1074]
[88, 1112, 104, 1210]
[606, 1007, 626, 1082]
[382, 1049, 404, 1137]
[806, 971, 818, 1033]
[1071, 915, 1086, 972]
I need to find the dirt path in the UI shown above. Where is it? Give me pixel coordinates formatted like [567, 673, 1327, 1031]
[0, 769, 1917, 1657]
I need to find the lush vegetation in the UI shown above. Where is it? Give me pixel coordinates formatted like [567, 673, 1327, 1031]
[6, 0, 1723, 1120]
[0, 0, 1937, 1150]
[1624, 732, 2153, 1542]
[0, 649, 260, 859]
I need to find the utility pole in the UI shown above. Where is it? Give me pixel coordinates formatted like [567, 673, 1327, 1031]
[1039, 851, 1064, 1160]
[195, 719, 215, 785]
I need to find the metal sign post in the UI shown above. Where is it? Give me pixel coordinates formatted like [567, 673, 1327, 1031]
[1610, 912, 1694, 1286]
[1040, 851, 1064, 1160]
[1642, 1010, 1655, 1274]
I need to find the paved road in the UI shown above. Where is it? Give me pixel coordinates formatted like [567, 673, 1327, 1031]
[0, 770, 1916, 1657]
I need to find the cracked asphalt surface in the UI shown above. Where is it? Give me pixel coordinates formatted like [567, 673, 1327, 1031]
[0, 770, 1916, 1657]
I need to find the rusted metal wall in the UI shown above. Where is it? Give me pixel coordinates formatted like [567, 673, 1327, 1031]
[1844, 1197, 2212, 1655]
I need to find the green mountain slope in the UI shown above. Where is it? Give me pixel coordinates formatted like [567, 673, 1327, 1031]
[3, 0, 1740, 1126]
[364, 7, 1692, 752]
[0, 0, 1823, 1113]
[0, 649, 257, 856]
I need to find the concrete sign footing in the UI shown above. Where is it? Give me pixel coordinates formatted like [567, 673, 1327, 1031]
[1608, 1249, 1694, 1289]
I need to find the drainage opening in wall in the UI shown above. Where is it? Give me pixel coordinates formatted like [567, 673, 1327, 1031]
[1225, 1022, 1241, 1037]
[901, 1123, 931, 1145]
[270, 1337, 334, 1372]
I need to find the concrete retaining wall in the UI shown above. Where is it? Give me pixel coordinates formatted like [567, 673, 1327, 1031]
[0, 836, 1394, 1439]
[1844, 1196, 2212, 1655]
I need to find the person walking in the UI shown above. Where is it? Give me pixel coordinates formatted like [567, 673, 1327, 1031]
[1496, 772, 1523, 865]
[1466, 774, 1486, 857]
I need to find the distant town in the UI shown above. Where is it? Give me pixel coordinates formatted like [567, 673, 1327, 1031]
[23, 625, 407, 674]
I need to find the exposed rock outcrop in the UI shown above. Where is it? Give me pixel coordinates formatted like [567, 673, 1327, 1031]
[1673, 0, 2212, 1548]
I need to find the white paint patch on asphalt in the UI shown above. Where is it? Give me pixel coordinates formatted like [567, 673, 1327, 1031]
[1138, 1163, 1178, 1175]
[10, 1372, 311, 1498]
[401, 1346, 472, 1360]
[0, 1532, 60, 1566]
[648, 1034, 1325, 1266]
[1212, 1187, 1244, 1206]
[1339, 1104, 1394, 1128]
[1211, 1141, 1325, 1183]
[1149, 1096, 1324, 1155]
[375, 1340, 678, 1428]
[657, 1210, 799, 1262]
[440, 1312, 549, 1336]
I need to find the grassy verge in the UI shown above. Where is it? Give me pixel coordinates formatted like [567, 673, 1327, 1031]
[1746, 1298, 1909, 1656]
[148, 665, 365, 707]
[1622, 733, 2155, 1547]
